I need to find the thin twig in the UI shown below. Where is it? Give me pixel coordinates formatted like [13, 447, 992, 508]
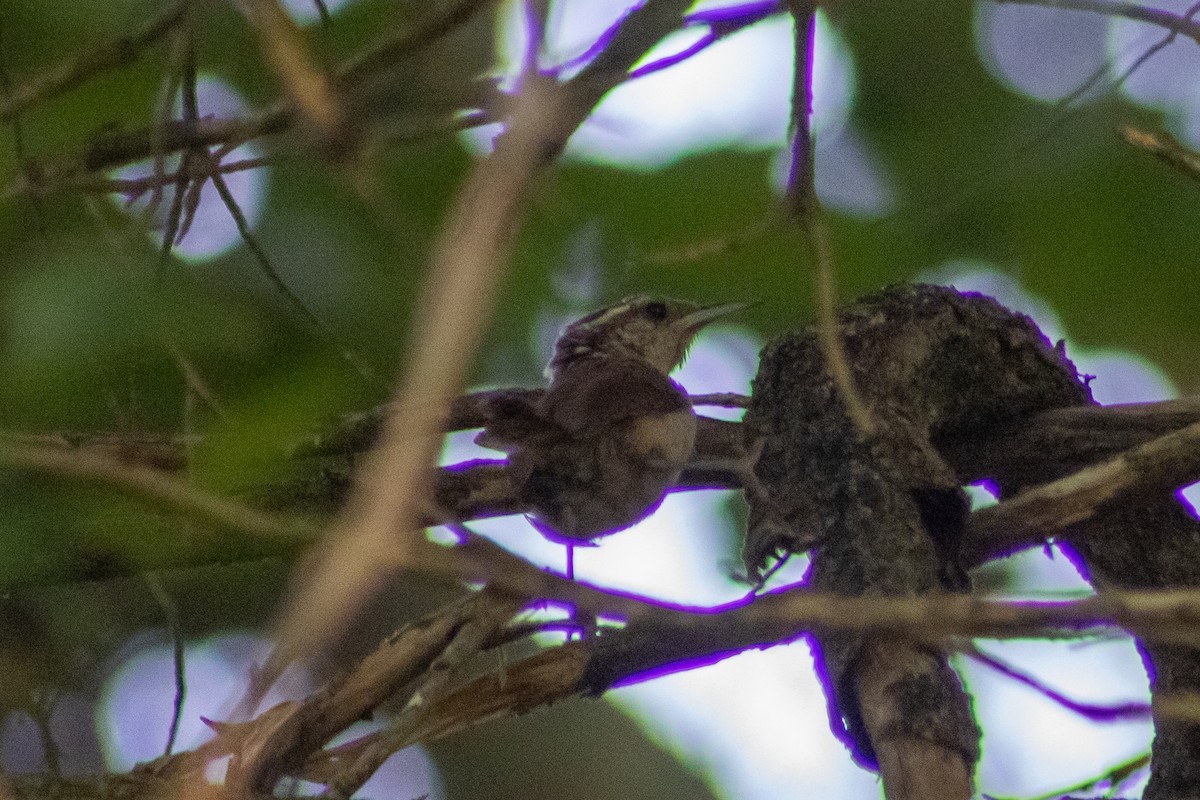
[627, 1, 782, 79]
[148, 20, 187, 220]
[206, 168, 384, 387]
[0, 0, 186, 121]
[1124, 126, 1200, 183]
[985, 750, 1149, 800]
[893, 0, 1199, 240]
[690, 392, 751, 408]
[208, 171, 313, 320]
[336, 0, 502, 88]
[963, 643, 1150, 721]
[783, 0, 874, 436]
[160, 37, 200, 257]
[0, 437, 316, 542]
[1104, 1, 1200, 97]
[145, 573, 188, 756]
[993, 0, 1200, 44]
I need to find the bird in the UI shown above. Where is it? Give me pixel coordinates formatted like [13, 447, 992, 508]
[476, 296, 745, 576]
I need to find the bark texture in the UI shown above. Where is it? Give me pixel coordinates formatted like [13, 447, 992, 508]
[963, 452, 1200, 800]
[743, 283, 1092, 792]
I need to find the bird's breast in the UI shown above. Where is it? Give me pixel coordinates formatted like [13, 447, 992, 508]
[622, 407, 698, 471]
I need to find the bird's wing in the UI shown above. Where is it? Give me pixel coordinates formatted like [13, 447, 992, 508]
[543, 359, 690, 436]
[474, 392, 555, 452]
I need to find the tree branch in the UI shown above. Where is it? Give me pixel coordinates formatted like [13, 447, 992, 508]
[993, 0, 1200, 45]
[263, 0, 696, 706]
[5, 393, 1199, 587]
[0, 437, 314, 544]
[233, 0, 350, 151]
[3, 0, 498, 196]
[185, 581, 1200, 795]
[783, 0, 874, 436]
[964, 419, 1200, 565]
[1124, 126, 1200, 184]
[0, 0, 185, 122]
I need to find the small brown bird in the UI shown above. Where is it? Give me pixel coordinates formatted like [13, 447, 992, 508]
[477, 296, 744, 565]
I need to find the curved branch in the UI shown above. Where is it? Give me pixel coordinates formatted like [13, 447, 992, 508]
[0, 437, 314, 543]
[993, 0, 1200, 45]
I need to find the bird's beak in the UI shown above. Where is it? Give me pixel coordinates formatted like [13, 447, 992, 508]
[678, 300, 753, 333]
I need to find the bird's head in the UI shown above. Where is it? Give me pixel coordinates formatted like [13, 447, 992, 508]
[547, 296, 746, 378]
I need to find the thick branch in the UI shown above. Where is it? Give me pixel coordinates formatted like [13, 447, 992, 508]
[265, 0, 696, 706]
[5, 394, 1198, 587]
[227, 584, 1200, 783]
[939, 396, 1200, 487]
[233, 0, 349, 150]
[173, 573, 1200, 795]
[475, 586, 1200, 701]
[964, 419, 1200, 565]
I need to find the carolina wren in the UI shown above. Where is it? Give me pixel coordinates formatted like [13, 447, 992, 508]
[477, 296, 744, 549]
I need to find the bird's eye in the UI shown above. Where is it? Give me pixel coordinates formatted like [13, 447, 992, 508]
[643, 301, 668, 321]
